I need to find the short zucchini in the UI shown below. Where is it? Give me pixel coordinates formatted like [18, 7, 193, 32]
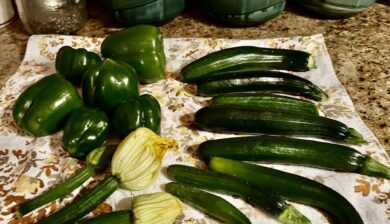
[196, 70, 328, 101]
[198, 136, 390, 179]
[165, 182, 251, 224]
[211, 93, 320, 115]
[210, 157, 363, 224]
[181, 46, 316, 83]
[78, 210, 132, 224]
[194, 105, 365, 145]
[37, 176, 120, 224]
[167, 165, 310, 224]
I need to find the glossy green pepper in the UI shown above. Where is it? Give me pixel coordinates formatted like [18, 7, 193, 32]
[113, 0, 185, 27]
[82, 58, 140, 112]
[55, 46, 101, 86]
[101, 25, 166, 83]
[62, 107, 109, 159]
[12, 74, 83, 137]
[112, 94, 161, 138]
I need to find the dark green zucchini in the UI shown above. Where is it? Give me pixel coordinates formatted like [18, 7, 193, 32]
[210, 157, 363, 224]
[180, 46, 316, 83]
[194, 105, 366, 145]
[37, 176, 120, 224]
[165, 182, 251, 224]
[196, 70, 328, 101]
[16, 145, 116, 217]
[211, 93, 320, 115]
[78, 210, 133, 224]
[198, 136, 390, 179]
[167, 165, 310, 224]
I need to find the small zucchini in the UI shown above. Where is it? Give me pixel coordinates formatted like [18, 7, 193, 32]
[167, 165, 310, 224]
[180, 46, 316, 83]
[198, 136, 390, 179]
[16, 145, 116, 217]
[196, 70, 328, 101]
[210, 157, 363, 224]
[37, 176, 120, 224]
[211, 93, 320, 115]
[194, 105, 365, 145]
[78, 210, 132, 224]
[165, 182, 251, 224]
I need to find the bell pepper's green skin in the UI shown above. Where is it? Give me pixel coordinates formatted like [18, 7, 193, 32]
[204, 0, 284, 14]
[113, 0, 185, 26]
[103, 0, 156, 10]
[12, 74, 83, 137]
[55, 46, 101, 86]
[101, 25, 166, 84]
[112, 94, 161, 138]
[208, 1, 286, 27]
[62, 107, 109, 159]
[81, 58, 140, 112]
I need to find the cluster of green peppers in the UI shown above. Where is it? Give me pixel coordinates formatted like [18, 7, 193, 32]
[12, 25, 164, 159]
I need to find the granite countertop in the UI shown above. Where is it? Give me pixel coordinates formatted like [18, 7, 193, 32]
[0, 1, 389, 155]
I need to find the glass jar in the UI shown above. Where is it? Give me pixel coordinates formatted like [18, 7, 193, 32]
[15, 0, 88, 34]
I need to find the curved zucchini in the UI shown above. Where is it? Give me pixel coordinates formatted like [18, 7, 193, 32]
[194, 105, 366, 145]
[167, 165, 310, 224]
[210, 157, 363, 224]
[165, 182, 251, 224]
[196, 70, 328, 101]
[198, 136, 390, 179]
[180, 46, 316, 83]
[212, 93, 320, 115]
[37, 176, 120, 224]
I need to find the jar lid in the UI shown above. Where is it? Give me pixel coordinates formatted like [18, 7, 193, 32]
[204, 0, 285, 15]
[207, 1, 286, 27]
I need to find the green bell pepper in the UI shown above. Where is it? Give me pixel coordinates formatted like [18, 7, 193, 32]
[55, 46, 101, 86]
[112, 94, 161, 138]
[12, 74, 83, 137]
[62, 107, 109, 159]
[81, 58, 140, 112]
[113, 0, 185, 26]
[101, 25, 166, 83]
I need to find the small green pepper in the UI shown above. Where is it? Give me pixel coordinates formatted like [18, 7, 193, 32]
[82, 58, 140, 112]
[62, 107, 109, 159]
[112, 94, 161, 138]
[101, 25, 166, 83]
[55, 46, 101, 86]
[12, 74, 83, 137]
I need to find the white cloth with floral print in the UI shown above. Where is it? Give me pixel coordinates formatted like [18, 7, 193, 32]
[0, 34, 388, 224]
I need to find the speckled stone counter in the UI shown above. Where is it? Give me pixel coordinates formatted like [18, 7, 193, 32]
[0, 1, 389, 154]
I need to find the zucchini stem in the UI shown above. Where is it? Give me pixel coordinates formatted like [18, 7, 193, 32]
[360, 157, 390, 180]
[307, 56, 316, 70]
[16, 164, 95, 217]
[277, 204, 311, 224]
[345, 128, 367, 145]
